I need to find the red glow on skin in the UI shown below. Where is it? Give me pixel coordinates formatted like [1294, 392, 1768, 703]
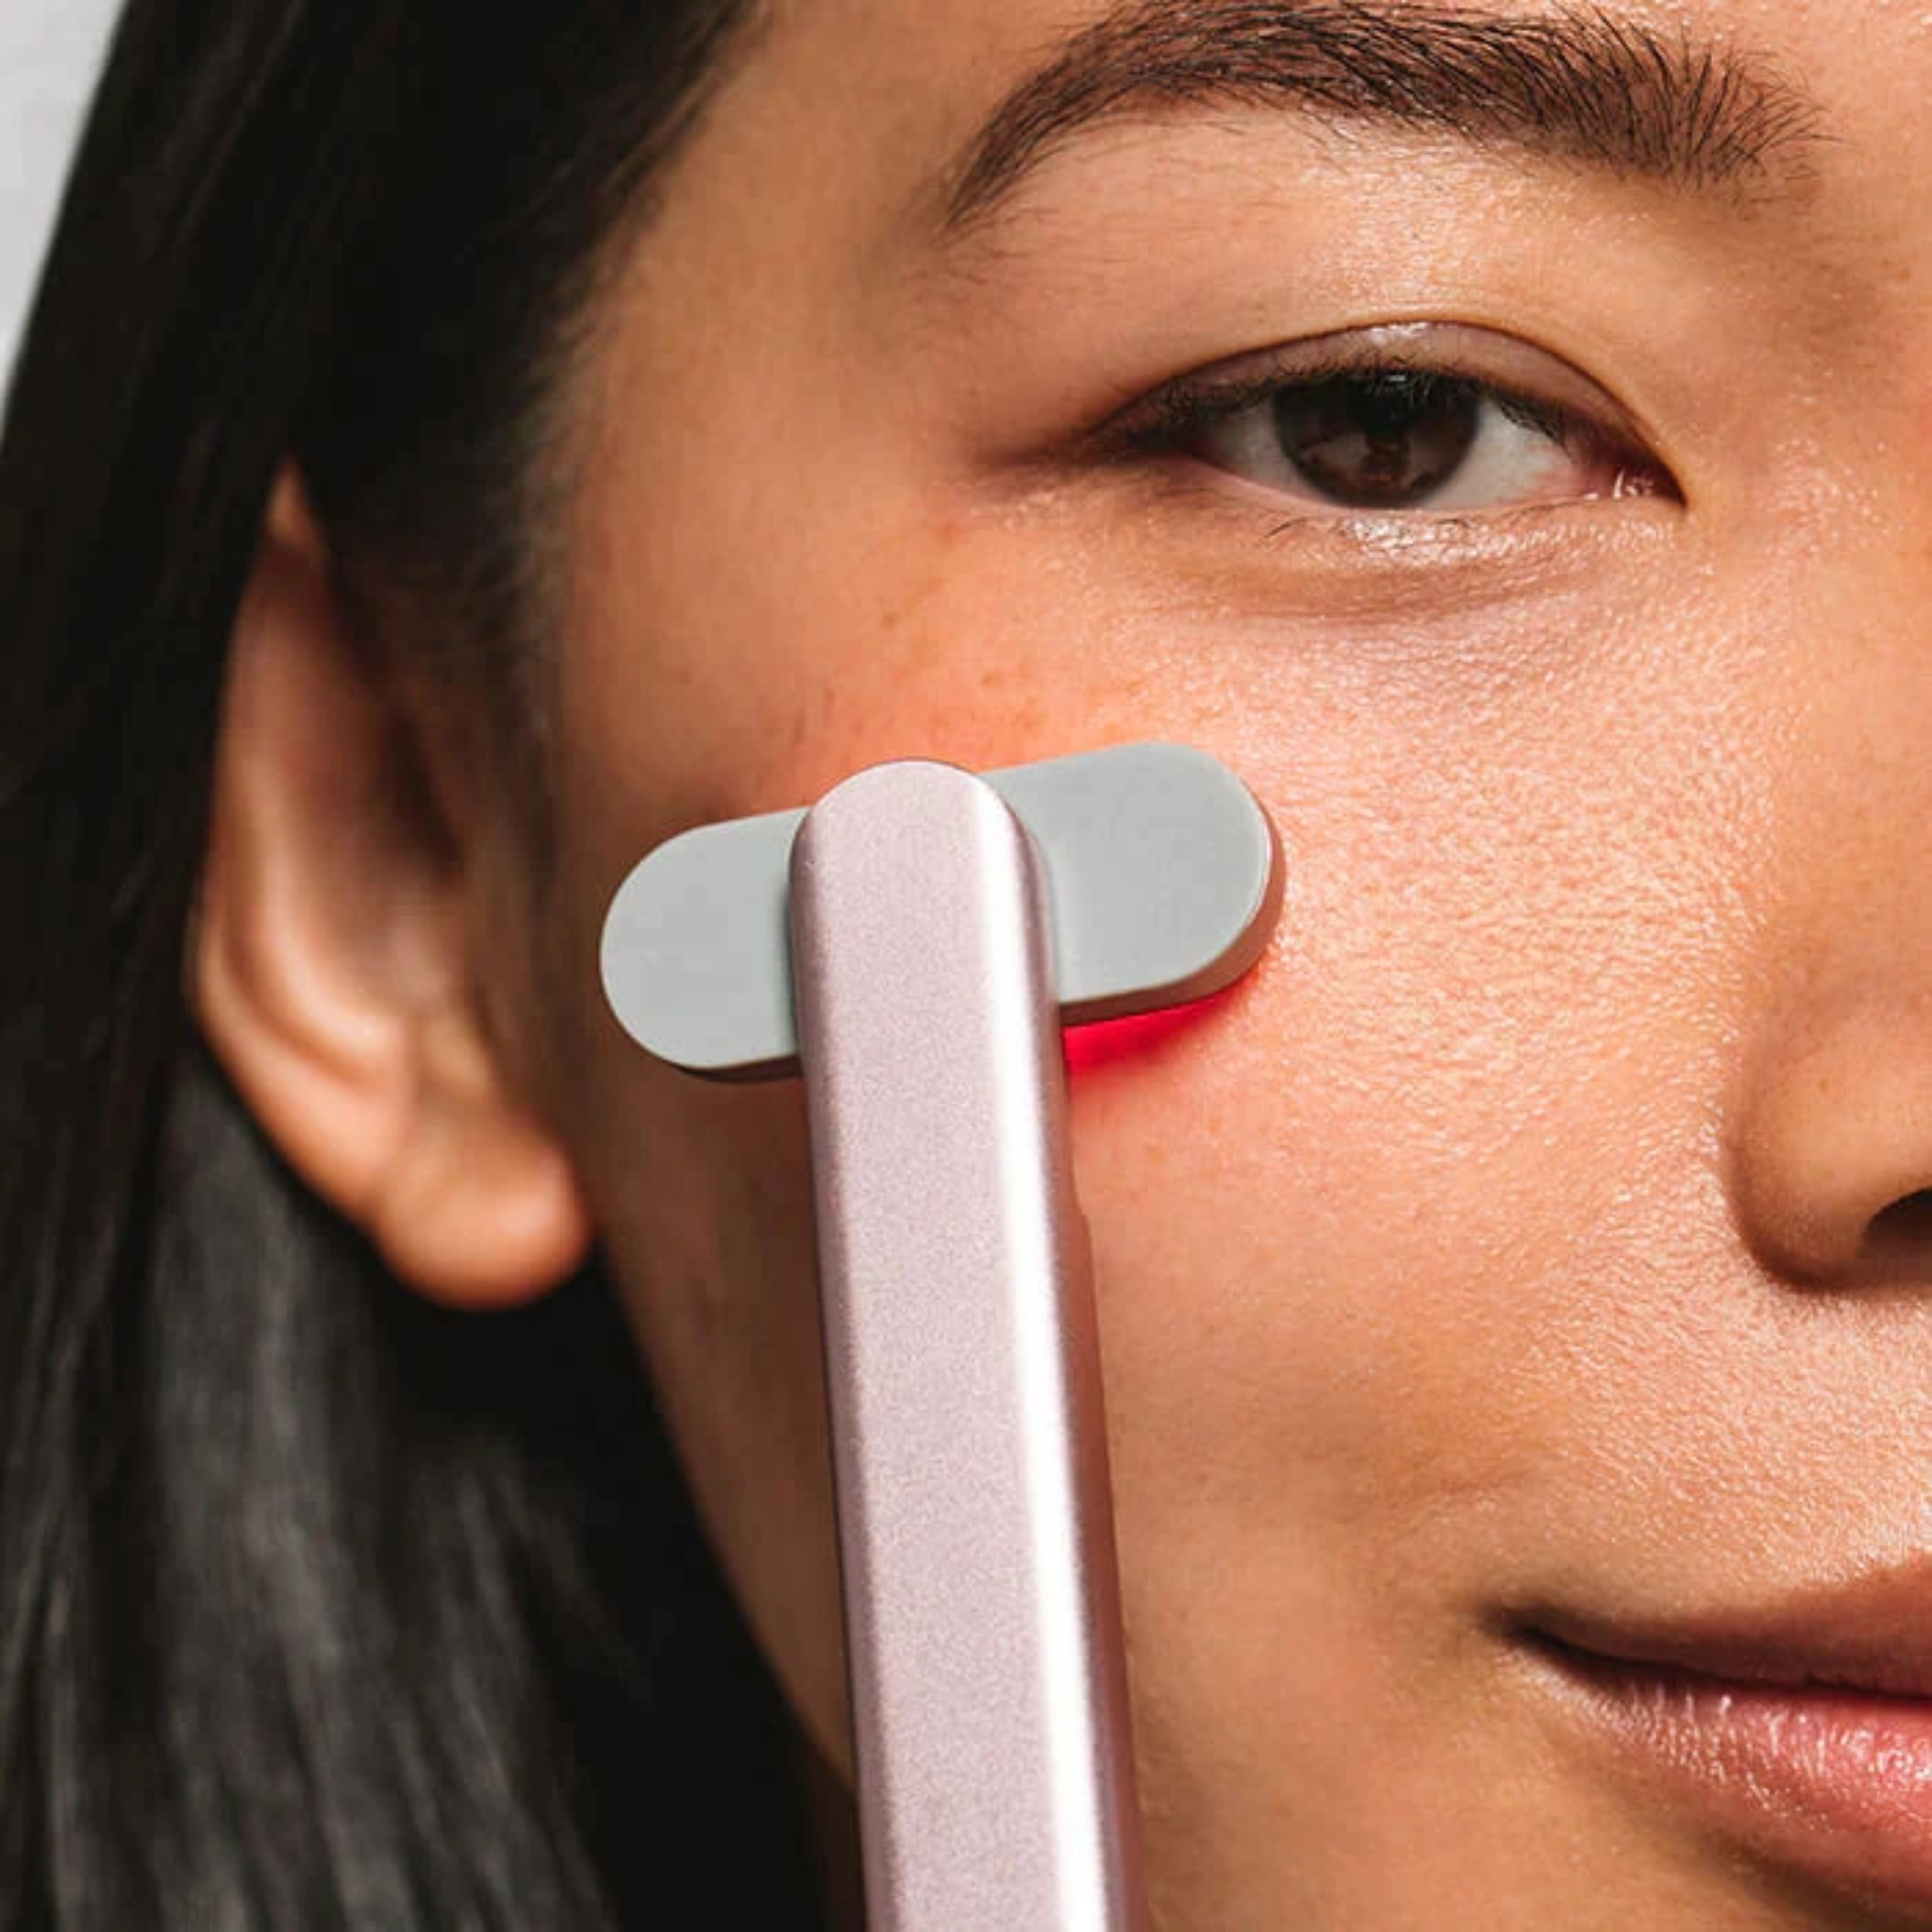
[1061, 989, 1236, 1074]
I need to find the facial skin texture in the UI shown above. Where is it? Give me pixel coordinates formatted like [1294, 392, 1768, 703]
[201, 0, 1932, 1923]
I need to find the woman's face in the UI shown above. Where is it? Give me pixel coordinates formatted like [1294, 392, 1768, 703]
[515, 0, 1932, 1920]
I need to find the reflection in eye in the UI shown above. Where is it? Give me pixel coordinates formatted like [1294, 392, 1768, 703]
[1119, 327, 1674, 517]
[1241, 371, 1565, 509]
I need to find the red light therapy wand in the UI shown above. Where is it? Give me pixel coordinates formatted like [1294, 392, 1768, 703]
[602, 743, 1283, 1932]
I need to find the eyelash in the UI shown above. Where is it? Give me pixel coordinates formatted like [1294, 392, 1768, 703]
[1101, 337, 1673, 511]
[1134, 358, 1556, 444]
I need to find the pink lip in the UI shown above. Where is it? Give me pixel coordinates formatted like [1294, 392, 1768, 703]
[1521, 1564, 1932, 1909]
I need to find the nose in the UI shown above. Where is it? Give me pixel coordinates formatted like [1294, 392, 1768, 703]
[1732, 991, 1932, 1288]
[1726, 546, 1932, 1291]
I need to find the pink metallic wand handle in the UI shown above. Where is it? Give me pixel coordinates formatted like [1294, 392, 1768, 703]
[789, 763, 1145, 1932]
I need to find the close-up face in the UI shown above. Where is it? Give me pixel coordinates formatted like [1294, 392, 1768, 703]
[250, 0, 1932, 1923]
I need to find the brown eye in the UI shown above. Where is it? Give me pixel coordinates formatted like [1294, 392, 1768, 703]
[1126, 323, 1672, 518]
[1270, 371, 1484, 508]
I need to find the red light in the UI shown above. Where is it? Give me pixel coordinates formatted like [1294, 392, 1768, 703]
[1061, 991, 1230, 1074]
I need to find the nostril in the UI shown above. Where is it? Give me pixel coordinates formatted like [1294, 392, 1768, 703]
[1865, 1189, 1932, 1260]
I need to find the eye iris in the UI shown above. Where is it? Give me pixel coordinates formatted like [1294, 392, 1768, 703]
[1272, 371, 1483, 508]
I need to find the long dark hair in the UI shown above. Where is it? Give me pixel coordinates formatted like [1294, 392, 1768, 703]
[0, 2, 833, 1924]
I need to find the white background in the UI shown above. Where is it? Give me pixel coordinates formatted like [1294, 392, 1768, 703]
[0, 0, 118, 388]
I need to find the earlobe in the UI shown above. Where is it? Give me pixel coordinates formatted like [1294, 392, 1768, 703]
[355, 1008, 596, 1307]
[195, 471, 592, 1307]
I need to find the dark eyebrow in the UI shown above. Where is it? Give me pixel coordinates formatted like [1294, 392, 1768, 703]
[941, 0, 1824, 232]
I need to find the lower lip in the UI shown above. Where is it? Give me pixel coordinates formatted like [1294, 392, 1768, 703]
[1526, 1635, 1932, 1909]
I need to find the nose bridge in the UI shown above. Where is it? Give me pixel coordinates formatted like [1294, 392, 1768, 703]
[1727, 525, 1932, 1287]
[1780, 520, 1932, 953]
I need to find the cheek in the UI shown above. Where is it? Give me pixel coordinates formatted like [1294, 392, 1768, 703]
[1048, 666, 1760, 1806]
[545, 554, 1746, 1677]
[564, 1045, 855, 1769]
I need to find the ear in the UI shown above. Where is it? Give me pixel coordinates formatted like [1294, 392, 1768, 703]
[195, 472, 592, 1307]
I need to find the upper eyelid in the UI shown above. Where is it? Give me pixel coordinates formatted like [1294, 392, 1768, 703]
[1124, 362, 1579, 449]
[1105, 321, 1652, 451]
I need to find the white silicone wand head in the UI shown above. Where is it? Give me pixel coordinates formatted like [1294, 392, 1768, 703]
[601, 743, 1283, 1931]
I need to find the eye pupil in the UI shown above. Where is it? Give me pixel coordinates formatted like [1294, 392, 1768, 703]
[1272, 372, 1483, 508]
